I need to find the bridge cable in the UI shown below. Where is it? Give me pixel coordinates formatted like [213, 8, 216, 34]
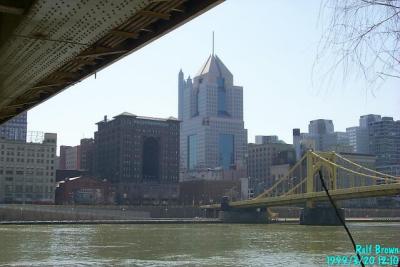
[333, 152, 400, 180]
[312, 152, 399, 183]
[318, 170, 365, 267]
[255, 153, 308, 199]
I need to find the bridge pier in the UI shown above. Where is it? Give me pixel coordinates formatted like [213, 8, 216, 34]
[219, 208, 268, 223]
[218, 197, 268, 223]
[300, 207, 345, 225]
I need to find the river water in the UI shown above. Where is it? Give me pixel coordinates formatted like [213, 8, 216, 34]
[0, 223, 398, 266]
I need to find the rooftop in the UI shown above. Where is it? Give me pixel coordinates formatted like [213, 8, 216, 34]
[195, 54, 234, 85]
[97, 112, 179, 124]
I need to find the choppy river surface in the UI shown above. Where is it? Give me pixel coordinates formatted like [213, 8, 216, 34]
[0, 223, 398, 266]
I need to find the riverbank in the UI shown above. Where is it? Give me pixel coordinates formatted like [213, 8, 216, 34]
[0, 218, 222, 225]
[0, 204, 203, 221]
[1, 204, 399, 224]
[1, 217, 400, 225]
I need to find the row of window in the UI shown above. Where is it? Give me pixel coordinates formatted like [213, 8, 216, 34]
[0, 151, 55, 158]
[3, 177, 54, 182]
[4, 185, 54, 193]
[0, 145, 55, 152]
[0, 157, 55, 164]
[4, 194, 54, 200]
[0, 168, 54, 175]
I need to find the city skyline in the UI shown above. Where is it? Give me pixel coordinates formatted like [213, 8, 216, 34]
[0, 1, 399, 263]
[25, 1, 399, 152]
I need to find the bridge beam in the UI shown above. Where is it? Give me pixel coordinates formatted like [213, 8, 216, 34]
[300, 206, 345, 226]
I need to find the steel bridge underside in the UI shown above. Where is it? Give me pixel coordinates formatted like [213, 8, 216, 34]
[202, 183, 400, 210]
[0, 0, 223, 123]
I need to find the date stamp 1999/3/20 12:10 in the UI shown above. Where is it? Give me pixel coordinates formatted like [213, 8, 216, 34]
[326, 244, 399, 266]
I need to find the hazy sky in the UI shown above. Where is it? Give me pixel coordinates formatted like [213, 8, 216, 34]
[28, 1, 399, 153]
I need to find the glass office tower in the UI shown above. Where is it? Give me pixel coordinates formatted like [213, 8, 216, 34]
[179, 54, 247, 171]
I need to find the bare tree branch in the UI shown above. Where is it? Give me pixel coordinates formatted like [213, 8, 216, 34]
[315, 0, 400, 90]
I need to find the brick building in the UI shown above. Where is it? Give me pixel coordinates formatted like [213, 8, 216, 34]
[55, 176, 113, 205]
[94, 113, 180, 204]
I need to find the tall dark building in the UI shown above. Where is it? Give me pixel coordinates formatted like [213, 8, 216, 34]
[94, 112, 180, 204]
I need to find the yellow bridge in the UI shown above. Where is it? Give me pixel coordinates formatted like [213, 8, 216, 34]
[202, 151, 400, 224]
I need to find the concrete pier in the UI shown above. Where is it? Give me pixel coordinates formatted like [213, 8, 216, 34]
[219, 208, 268, 223]
[219, 197, 268, 223]
[300, 207, 345, 225]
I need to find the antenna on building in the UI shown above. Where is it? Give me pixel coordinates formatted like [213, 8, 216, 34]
[212, 31, 215, 55]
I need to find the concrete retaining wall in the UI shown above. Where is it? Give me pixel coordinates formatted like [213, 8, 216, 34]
[0, 204, 203, 221]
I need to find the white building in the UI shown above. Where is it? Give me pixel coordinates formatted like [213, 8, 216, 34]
[0, 133, 57, 204]
[179, 54, 247, 173]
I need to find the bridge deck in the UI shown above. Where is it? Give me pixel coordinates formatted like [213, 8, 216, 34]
[202, 183, 400, 209]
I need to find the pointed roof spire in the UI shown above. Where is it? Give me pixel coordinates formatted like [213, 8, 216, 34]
[195, 54, 233, 83]
[193, 32, 233, 85]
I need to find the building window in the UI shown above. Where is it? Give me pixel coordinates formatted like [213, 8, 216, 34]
[142, 137, 160, 181]
[219, 134, 235, 169]
[187, 135, 198, 170]
[217, 77, 229, 117]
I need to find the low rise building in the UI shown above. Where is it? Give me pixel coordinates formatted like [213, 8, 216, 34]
[56, 169, 87, 182]
[55, 176, 113, 205]
[179, 178, 249, 206]
[180, 166, 247, 182]
[0, 133, 57, 204]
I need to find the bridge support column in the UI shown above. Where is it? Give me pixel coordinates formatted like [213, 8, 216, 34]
[219, 208, 268, 223]
[300, 207, 345, 226]
[219, 196, 268, 223]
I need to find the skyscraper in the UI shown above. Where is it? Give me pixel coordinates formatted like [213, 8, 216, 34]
[308, 119, 336, 151]
[179, 54, 247, 172]
[346, 114, 381, 154]
[0, 112, 27, 142]
[369, 117, 400, 173]
[360, 114, 382, 128]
